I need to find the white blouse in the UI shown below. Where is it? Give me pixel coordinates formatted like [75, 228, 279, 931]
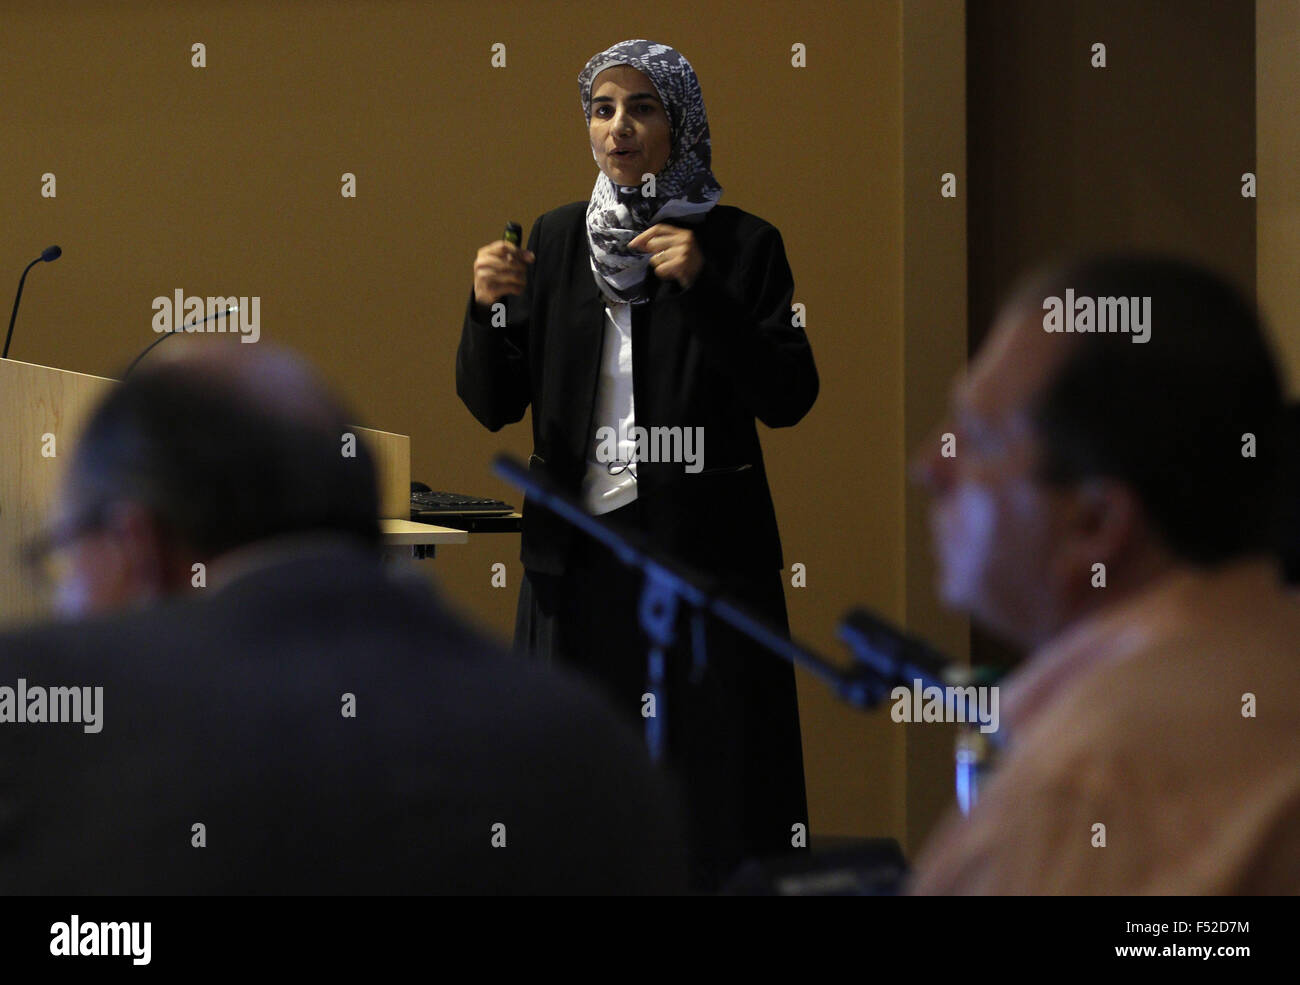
[581, 290, 638, 516]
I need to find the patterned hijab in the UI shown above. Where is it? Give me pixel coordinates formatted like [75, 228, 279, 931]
[578, 40, 722, 305]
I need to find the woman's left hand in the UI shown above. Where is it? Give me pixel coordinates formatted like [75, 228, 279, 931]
[629, 224, 704, 290]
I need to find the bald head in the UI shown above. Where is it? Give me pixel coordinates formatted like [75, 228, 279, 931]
[140, 339, 346, 434]
[48, 341, 381, 617]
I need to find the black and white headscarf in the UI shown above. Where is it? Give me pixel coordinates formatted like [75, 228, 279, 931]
[578, 39, 722, 305]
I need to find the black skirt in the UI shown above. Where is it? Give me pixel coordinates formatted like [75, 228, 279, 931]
[513, 495, 809, 891]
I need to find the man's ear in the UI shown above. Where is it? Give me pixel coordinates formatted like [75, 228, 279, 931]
[1058, 477, 1145, 579]
[101, 501, 172, 599]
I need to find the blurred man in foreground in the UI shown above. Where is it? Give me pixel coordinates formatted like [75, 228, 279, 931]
[0, 341, 686, 894]
[909, 256, 1300, 894]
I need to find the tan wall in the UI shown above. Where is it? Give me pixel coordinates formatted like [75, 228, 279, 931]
[1, 0, 965, 847]
[967, 0, 1257, 345]
[1258, 0, 1300, 391]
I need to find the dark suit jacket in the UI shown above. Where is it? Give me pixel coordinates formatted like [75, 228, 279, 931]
[457, 202, 818, 576]
[0, 540, 687, 894]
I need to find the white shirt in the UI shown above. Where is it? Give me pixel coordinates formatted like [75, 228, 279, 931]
[581, 290, 638, 515]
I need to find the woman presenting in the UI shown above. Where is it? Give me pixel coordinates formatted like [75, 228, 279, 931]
[457, 39, 818, 890]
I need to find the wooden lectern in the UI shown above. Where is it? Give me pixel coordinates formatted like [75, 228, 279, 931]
[0, 358, 465, 630]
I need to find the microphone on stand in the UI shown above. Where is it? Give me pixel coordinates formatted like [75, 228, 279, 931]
[3, 245, 62, 359]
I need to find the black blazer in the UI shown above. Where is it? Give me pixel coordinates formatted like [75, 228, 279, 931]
[0, 542, 687, 894]
[457, 202, 818, 576]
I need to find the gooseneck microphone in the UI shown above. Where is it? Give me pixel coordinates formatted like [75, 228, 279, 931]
[3, 245, 62, 359]
[123, 302, 239, 378]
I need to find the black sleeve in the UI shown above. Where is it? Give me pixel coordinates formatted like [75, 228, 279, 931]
[455, 215, 543, 432]
[664, 222, 819, 428]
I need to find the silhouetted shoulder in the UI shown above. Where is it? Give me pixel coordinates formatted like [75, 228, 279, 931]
[544, 201, 590, 224]
[533, 201, 589, 241]
[0, 560, 689, 894]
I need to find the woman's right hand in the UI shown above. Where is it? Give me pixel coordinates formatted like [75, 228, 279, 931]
[473, 240, 535, 308]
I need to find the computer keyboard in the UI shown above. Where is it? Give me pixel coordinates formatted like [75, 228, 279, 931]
[410, 489, 514, 516]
